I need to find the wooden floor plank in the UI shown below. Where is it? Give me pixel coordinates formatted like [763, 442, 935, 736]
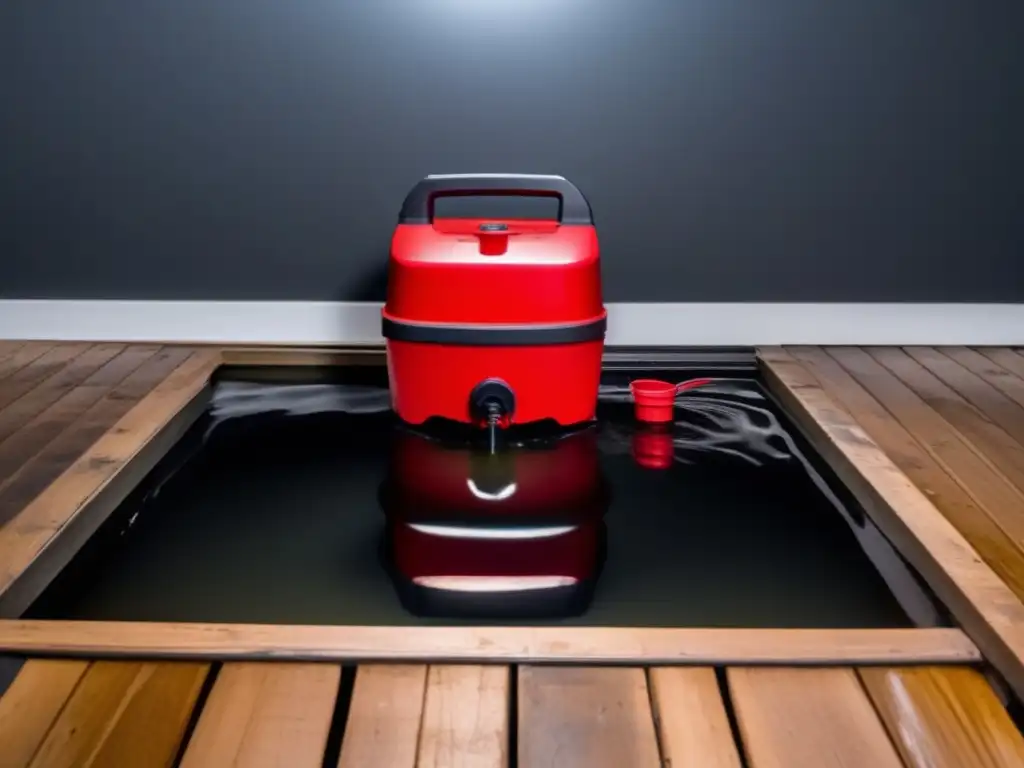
[0, 344, 93, 411]
[0, 346, 158, 488]
[336, 665, 427, 768]
[860, 666, 1024, 768]
[0, 344, 55, 381]
[871, 347, 1024, 498]
[0, 344, 126, 445]
[0, 623, 981, 665]
[220, 348, 385, 367]
[0, 659, 89, 768]
[0, 342, 27, 363]
[826, 347, 1024, 565]
[648, 667, 742, 768]
[788, 346, 1024, 599]
[27, 660, 208, 768]
[978, 348, 1024, 381]
[904, 346, 1024, 452]
[0, 350, 218, 616]
[943, 347, 1024, 412]
[518, 666, 660, 768]
[0, 346, 190, 528]
[727, 667, 903, 768]
[759, 348, 1024, 701]
[417, 665, 509, 768]
[179, 662, 341, 768]
[790, 346, 1024, 606]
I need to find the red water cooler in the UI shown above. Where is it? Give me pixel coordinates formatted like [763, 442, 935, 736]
[383, 174, 606, 432]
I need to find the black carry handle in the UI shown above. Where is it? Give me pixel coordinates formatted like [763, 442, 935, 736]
[398, 173, 594, 225]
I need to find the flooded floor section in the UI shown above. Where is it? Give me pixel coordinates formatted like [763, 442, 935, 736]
[28, 367, 946, 628]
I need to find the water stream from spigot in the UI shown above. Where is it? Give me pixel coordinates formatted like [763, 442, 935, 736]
[486, 403, 502, 455]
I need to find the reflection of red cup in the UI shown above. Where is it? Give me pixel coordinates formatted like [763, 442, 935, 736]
[632, 426, 674, 470]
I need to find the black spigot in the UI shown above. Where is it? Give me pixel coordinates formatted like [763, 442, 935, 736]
[469, 379, 516, 455]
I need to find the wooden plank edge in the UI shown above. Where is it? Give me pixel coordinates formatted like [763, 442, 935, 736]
[757, 347, 1024, 700]
[218, 346, 386, 367]
[0, 624, 980, 665]
[0, 351, 221, 617]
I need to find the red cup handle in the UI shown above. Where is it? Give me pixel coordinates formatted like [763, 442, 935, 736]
[676, 378, 714, 393]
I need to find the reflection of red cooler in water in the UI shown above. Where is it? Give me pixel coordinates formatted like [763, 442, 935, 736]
[383, 174, 605, 431]
[380, 427, 609, 619]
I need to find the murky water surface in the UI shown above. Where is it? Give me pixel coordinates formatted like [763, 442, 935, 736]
[29, 368, 946, 628]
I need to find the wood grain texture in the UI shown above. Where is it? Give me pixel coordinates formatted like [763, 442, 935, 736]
[179, 662, 341, 768]
[518, 666, 660, 768]
[860, 666, 1024, 768]
[0, 622, 980, 664]
[0, 346, 158, 512]
[0, 344, 95, 412]
[0, 344, 57, 381]
[867, 346, 1024, 501]
[0, 350, 218, 614]
[977, 348, 1024, 382]
[728, 667, 903, 768]
[0, 659, 89, 768]
[788, 346, 1024, 599]
[0, 344, 126, 444]
[905, 346, 1024, 449]
[219, 347, 385, 367]
[0, 346, 194, 526]
[648, 667, 742, 768]
[759, 347, 1024, 700]
[27, 661, 208, 768]
[418, 665, 509, 768]
[336, 665, 427, 768]
[942, 347, 1024, 412]
[0, 341, 26, 360]
[827, 347, 1024, 551]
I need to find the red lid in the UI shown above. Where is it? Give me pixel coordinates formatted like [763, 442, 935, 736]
[385, 174, 603, 326]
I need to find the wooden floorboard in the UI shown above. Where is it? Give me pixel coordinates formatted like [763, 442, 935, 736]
[0, 622, 980, 665]
[825, 346, 1024, 589]
[0, 346, 191, 528]
[0, 345, 95, 412]
[0, 343, 56, 381]
[860, 665, 1024, 768]
[0, 659, 89, 768]
[759, 347, 1024, 701]
[518, 666, 660, 768]
[905, 346, 1024, 452]
[648, 667, 743, 768]
[0, 349, 218, 617]
[336, 665, 427, 768]
[20, 660, 208, 768]
[727, 666, 905, 767]
[785, 346, 1024, 612]
[0, 344, 126, 445]
[978, 347, 1024, 382]
[418, 665, 510, 768]
[869, 347, 1024, 500]
[178, 662, 341, 768]
[3, 658, 1021, 768]
[943, 347, 1024, 413]
[786, 346, 1024, 600]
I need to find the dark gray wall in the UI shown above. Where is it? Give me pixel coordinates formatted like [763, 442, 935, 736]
[2, 1, 1021, 302]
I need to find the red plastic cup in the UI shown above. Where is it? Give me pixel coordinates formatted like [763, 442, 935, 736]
[629, 379, 678, 423]
[632, 426, 674, 470]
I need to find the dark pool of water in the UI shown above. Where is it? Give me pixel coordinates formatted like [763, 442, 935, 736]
[28, 367, 947, 628]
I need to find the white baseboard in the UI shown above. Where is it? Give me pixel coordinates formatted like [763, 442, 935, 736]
[0, 300, 1021, 346]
